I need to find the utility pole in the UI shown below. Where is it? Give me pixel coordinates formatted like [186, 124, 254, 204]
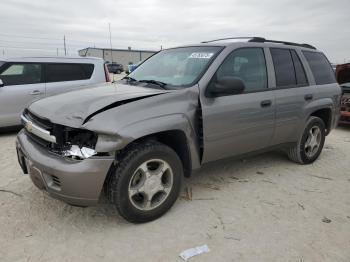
[108, 23, 113, 62]
[63, 35, 67, 56]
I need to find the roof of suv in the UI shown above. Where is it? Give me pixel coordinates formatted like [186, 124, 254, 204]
[179, 37, 319, 52]
[0, 56, 104, 64]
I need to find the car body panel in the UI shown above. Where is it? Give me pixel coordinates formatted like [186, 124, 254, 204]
[0, 82, 45, 127]
[29, 83, 168, 127]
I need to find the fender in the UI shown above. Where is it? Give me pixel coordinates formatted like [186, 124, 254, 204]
[83, 87, 202, 170]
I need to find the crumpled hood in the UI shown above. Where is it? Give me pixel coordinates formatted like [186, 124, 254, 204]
[28, 82, 168, 127]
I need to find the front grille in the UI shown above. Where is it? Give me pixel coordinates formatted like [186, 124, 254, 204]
[24, 109, 53, 130]
[23, 109, 97, 155]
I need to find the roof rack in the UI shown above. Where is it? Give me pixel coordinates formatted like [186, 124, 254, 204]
[201, 36, 317, 50]
[201, 37, 259, 43]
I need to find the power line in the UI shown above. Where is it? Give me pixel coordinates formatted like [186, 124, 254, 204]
[0, 32, 97, 45]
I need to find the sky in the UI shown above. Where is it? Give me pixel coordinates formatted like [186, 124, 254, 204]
[0, 0, 349, 63]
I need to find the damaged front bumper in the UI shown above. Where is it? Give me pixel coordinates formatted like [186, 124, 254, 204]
[16, 130, 114, 206]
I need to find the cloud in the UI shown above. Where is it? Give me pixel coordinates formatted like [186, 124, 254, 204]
[0, 0, 349, 62]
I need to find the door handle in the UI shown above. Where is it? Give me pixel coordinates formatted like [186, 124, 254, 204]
[30, 90, 42, 95]
[261, 100, 272, 107]
[304, 94, 313, 101]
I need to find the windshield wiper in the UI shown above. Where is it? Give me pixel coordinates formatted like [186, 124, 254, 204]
[123, 76, 138, 82]
[139, 79, 168, 89]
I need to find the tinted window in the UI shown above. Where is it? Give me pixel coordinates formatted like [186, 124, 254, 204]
[303, 51, 336, 85]
[290, 50, 308, 86]
[0, 63, 42, 86]
[46, 63, 94, 83]
[215, 48, 267, 92]
[271, 48, 296, 87]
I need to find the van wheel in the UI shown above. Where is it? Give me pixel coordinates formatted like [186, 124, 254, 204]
[287, 116, 325, 164]
[106, 141, 183, 223]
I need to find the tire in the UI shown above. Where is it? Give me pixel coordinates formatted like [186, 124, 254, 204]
[116, 70, 121, 74]
[287, 116, 326, 164]
[105, 140, 183, 223]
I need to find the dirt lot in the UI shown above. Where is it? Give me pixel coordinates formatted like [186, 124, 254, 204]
[1, 125, 350, 262]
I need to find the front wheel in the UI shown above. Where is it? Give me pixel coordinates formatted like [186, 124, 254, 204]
[105, 141, 183, 223]
[287, 116, 326, 164]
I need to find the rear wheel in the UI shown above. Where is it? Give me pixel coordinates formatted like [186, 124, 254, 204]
[287, 116, 325, 164]
[105, 141, 183, 223]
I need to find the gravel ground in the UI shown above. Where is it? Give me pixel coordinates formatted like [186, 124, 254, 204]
[0, 123, 350, 261]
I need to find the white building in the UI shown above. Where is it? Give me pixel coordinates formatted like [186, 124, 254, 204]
[78, 47, 157, 69]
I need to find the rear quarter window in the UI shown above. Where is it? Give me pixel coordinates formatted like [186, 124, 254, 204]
[45, 63, 94, 83]
[302, 51, 336, 85]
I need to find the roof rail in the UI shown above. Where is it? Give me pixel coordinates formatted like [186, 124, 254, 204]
[248, 37, 317, 50]
[201, 37, 262, 43]
[201, 36, 316, 50]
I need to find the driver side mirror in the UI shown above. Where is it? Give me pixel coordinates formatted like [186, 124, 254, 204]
[0, 79, 4, 88]
[207, 76, 245, 97]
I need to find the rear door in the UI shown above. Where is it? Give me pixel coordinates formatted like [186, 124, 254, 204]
[44, 63, 95, 96]
[201, 47, 275, 163]
[0, 63, 45, 127]
[269, 48, 312, 145]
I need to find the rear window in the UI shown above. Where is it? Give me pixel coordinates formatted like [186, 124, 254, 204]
[271, 48, 296, 87]
[45, 63, 94, 83]
[271, 48, 309, 88]
[290, 50, 308, 86]
[302, 51, 336, 85]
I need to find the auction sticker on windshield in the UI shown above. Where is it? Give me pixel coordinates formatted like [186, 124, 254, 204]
[189, 53, 214, 59]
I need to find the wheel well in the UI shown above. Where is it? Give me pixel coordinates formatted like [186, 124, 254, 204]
[127, 130, 192, 177]
[310, 108, 332, 135]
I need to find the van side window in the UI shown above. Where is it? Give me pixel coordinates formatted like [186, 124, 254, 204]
[0, 63, 42, 86]
[215, 48, 268, 93]
[302, 51, 336, 85]
[46, 63, 94, 83]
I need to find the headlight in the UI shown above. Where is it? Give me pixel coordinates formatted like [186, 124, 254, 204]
[63, 145, 97, 159]
[51, 127, 98, 159]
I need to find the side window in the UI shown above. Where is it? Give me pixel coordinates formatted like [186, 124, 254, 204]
[0, 63, 42, 86]
[46, 63, 94, 83]
[302, 51, 336, 85]
[215, 48, 267, 92]
[270, 48, 296, 88]
[290, 50, 308, 86]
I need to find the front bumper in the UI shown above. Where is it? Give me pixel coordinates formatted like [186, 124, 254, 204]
[16, 130, 114, 206]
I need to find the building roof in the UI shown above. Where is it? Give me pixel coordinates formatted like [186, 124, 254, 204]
[0, 56, 103, 63]
[79, 47, 158, 53]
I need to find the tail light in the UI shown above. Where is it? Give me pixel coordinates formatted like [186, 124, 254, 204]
[104, 64, 111, 82]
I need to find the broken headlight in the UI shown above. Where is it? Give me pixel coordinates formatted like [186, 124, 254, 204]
[52, 127, 98, 160]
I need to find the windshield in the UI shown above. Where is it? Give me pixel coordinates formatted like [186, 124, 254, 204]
[128, 46, 222, 87]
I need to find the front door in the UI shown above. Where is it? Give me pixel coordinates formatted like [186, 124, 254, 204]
[0, 63, 45, 127]
[200, 47, 275, 163]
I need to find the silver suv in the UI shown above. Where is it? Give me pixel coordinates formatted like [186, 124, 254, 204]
[0, 57, 110, 128]
[16, 37, 341, 223]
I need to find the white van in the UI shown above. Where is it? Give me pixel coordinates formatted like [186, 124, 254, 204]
[0, 57, 111, 127]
